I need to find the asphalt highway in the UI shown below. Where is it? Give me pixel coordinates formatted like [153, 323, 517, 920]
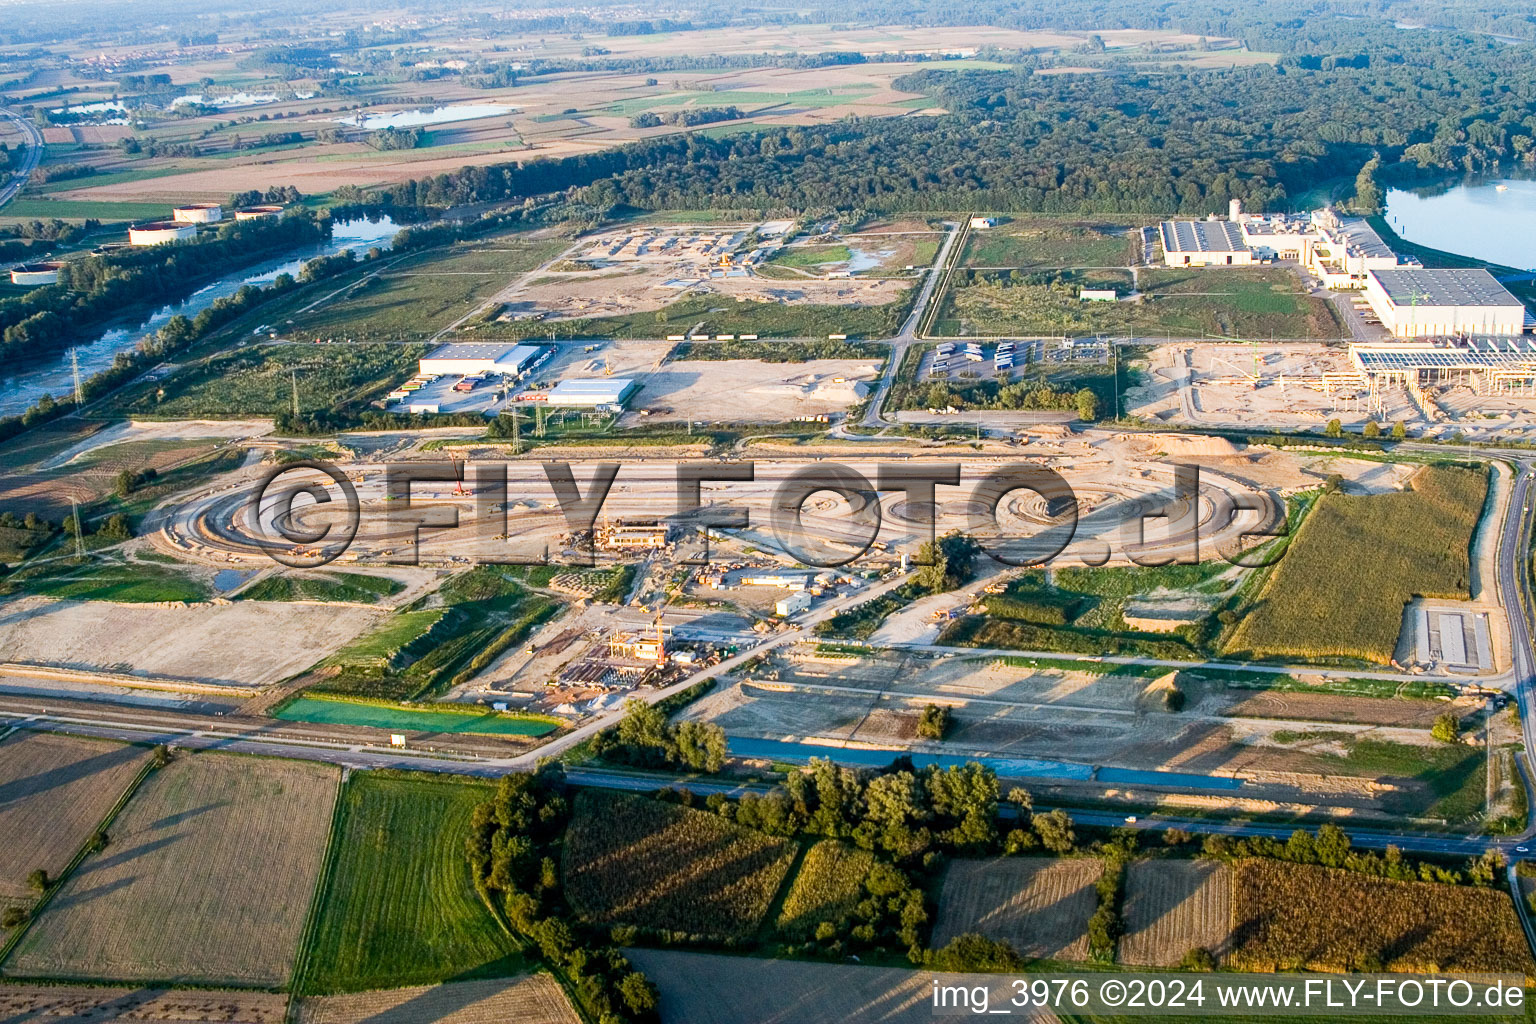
[0, 107, 43, 209]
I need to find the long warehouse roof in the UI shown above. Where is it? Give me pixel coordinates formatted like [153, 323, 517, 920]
[1368, 268, 1521, 308]
[1160, 220, 1249, 254]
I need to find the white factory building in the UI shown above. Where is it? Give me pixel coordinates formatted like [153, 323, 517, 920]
[1159, 219, 1254, 266]
[1161, 204, 1412, 286]
[1362, 268, 1527, 338]
[544, 378, 639, 409]
[418, 343, 546, 377]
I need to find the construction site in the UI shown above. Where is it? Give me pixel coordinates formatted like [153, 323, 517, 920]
[484, 221, 913, 325]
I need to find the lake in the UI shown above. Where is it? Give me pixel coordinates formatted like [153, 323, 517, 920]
[1383, 172, 1536, 269]
[0, 216, 402, 417]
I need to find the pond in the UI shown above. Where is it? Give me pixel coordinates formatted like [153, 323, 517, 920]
[338, 103, 514, 131]
[0, 215, 403, 417]
[1383, 170, 1536, 270]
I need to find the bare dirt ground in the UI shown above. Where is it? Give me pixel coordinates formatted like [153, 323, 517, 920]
[0, 596, 384, 689]
[1119, 860, 1232, 966]
[296, 975, 580, 1024]
[0, 732, 148, 897]
[628, 359, 880, 423]
[39, 420, 272, 471]
[1125, 342, 1421, 432]
[626, 949, 1060, 1024]
[932, 857, 1103, 960]
[0, 985, 287, 1024]
[7, 753, 338, 988]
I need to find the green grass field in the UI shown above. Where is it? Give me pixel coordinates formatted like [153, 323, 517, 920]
[767, 244, 853, 269]
[0, 198, 175, 222]
[299, 772, 522, 994]
[0, 561, 208, 603]
[1225, 465, 1486, 664]
[962, 218, 1137, 267]
[238, 571, 404, 603]
[273, 695, 558, 737]
[113, 342, 427, 418]
[934, 267, 1343, 339]
[474, 290, 914, 341]
[775, 840, 877, 940]
[311, 567, 561, 700]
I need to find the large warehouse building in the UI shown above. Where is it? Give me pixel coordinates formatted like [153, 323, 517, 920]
[544, 378, 638, 409]
[1362, 268, 1527, 338]
[418, 343, 546, 377]
[1160, 219, 1254, 266]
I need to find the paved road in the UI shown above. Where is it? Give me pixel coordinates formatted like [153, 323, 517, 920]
[0, 107, 43, 209]
[859, 220, 962, 427]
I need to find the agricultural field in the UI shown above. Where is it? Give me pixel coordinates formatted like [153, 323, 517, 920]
[273, 695, 558, 737]
[111, 343, 428, 419]
[933, 266, 1341, 339]
[1119, 860, 1232, 967]
[296, 975, 579, 1024]
[237, 571, 405, 604]
[931, 857, 1103, 961]
[1228, 859, 1535, 974]
[1226, 465, 1486, 664]
[0, 733, 148, 898]
[310, 567, 560, 700]
[776, 840, 879, 940]
[0, 985, 287, 1024]
[0, 594, 384, 689]
[562, 790, 797, 943]
[962, 217, 1140, 267]
[6, 753, 338, 987]
[300, 772, 518, 994]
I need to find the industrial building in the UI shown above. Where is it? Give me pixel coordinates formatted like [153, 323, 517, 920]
[597, 519, 673, 550]
[128, 221, 197, 246]
[1362, 268, 1527, 338]
[969, 216, 999, 229]
[776, 591, 813, 617]
[1162, 206, 1413, 286]
[543, 378, 638, 409]
[1159, 219, 1254, 266]
[173, 203, 223, 224]
[418, 343, 546, 377]
[9, 261, 64, 286]
[1350, 337, 1536, 395]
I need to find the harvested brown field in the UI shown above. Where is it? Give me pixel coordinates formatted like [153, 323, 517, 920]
[295, 975, 579, 1024]
[932, 857, 1102, 961]
[1229, 859, 1536, 975]
[6, 753, 339, 987]
[1119, 860, 1232, 967]
[0, 596, 383, 689]
[626, 948, 1061, 1024]
[0, 732, 148, 898]
[562, 790, 796, 942]
[0, 984, 286, 1023]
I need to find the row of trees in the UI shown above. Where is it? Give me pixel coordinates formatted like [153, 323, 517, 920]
[467, 769, 661, 1024]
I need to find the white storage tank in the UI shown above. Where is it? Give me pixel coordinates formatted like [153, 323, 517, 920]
[173, 203, 223, 224]
[9, 261, 65, 286]
[128, 221, 198, 246]
[234, 205, 285, 221]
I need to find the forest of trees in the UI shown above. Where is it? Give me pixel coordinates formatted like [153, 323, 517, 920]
[361, 10, 1535, 219]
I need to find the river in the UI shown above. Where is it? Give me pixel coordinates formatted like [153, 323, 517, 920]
[0, 216, 402, 417]
[1383, 170, 1536, 270]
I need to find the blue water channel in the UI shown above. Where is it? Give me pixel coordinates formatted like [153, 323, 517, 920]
[729, 736, 1246, 791]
